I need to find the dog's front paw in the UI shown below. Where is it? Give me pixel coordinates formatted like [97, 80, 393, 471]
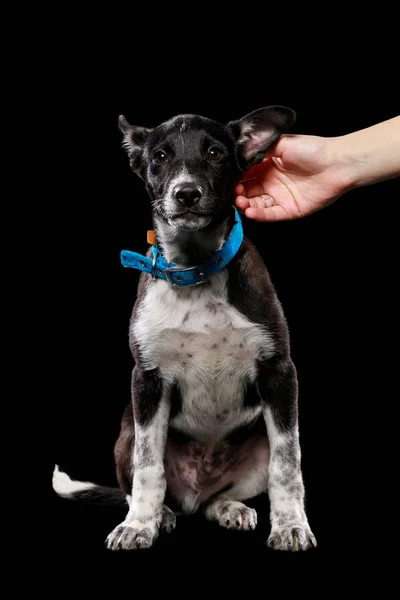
[106, 520, 158, 551]
[267, 523, 316, 551]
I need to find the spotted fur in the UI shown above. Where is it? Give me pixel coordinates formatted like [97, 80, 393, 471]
[53, 106, 316, 552]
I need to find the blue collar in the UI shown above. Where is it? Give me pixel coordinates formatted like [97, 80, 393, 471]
[120, 207, 243, 287]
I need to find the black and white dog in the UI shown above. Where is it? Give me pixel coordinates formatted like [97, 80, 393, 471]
[53, 106, 316, 552]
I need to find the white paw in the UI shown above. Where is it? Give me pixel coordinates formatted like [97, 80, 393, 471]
[214, 501, 258, 531]
[106, 520, 158, 551]
[268, 523, 317, 551]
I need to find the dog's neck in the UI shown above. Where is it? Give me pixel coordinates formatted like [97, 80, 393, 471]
[154, 209, 235, 267]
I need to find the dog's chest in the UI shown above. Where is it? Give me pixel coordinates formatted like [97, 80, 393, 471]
[132, 272, 274, 439]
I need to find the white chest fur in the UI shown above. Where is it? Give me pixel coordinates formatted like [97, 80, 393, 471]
[132, 271, 275, 441]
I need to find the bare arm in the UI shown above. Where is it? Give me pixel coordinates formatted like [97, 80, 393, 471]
[331, 116, 400, 188]
[235, 116, 400, 222]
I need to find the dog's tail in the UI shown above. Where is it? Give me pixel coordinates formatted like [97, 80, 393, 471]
[52, 465, 128, 506]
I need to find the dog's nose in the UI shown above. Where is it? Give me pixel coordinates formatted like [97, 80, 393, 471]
[174, 184, 202, 208]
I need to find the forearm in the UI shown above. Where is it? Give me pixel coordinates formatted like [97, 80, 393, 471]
[330, 116, 400, 191]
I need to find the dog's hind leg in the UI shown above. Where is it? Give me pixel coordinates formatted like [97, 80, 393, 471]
[203, 438, 270, 531]
[204, 487, 260, 532]
[159, 504, 177, 533]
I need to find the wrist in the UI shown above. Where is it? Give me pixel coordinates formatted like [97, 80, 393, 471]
[327, 117, 400, 191]
[326, 135, 363, 193]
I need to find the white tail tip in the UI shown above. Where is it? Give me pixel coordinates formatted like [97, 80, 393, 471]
[52, 464, 95, 498]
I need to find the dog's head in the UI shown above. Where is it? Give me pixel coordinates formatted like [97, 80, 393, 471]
[118, 106, 295, 231]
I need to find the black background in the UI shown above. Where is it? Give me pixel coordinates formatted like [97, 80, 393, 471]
[44, 44, 399, 577]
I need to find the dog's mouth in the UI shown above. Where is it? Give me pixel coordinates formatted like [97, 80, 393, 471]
[169, 210, 213, 230]
[172, 210, 211, 220]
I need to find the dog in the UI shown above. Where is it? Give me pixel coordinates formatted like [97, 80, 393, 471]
[53, 106, 316, 552]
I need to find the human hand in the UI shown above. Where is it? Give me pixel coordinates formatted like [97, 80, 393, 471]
[235, 134, 351, 222]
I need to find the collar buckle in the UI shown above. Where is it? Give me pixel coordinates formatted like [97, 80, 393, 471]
[164, 266, 208, 287]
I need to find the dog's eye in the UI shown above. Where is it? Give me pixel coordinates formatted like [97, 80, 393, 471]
[153, 150, 168, 164]
[208, 147, 222, 161]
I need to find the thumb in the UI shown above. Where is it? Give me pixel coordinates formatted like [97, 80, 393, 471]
[238, 135, 292, 183]
[264, 134, 291, 159]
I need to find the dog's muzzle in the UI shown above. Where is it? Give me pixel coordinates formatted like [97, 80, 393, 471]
[174, 184, 202, 208]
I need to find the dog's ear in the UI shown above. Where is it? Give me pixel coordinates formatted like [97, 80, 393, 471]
[118, 115, 153, 177]
[228, 106, 296, 171]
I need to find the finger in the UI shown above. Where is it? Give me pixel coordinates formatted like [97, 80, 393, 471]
[245, 205, 292, 222]
[236, 193, 276, 211]
[238, 159, 270, 183]
[235, 183, 246, 195]
[238, 164, 259, 183]
[235, 195, 250, 210]
[238, 195, 276, 209]
[257, 195, 275, 208]
[240, 179, 265, 199]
